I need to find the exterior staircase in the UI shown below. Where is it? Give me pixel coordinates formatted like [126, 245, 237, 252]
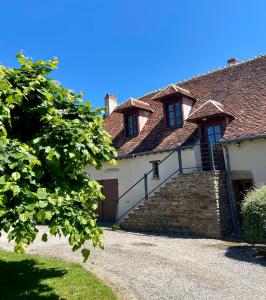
[120, 171, 232, 238]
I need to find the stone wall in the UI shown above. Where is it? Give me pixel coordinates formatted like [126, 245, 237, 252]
[120, 171, 232, 239]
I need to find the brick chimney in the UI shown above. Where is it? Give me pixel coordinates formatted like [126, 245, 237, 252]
[104, 94, 117, 116]
[227, 58, 238, 66]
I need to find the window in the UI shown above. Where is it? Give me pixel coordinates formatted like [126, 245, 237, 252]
[207, 125, 222, 143]
[165, 102, 183, 128]
[150, 160, 160, 179]
[125, 112, 138, 137]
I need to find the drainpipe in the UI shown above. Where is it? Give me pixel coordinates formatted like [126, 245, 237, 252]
[222, 143, 240, 233]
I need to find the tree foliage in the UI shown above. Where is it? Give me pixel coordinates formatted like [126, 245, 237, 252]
[0, 52, 116, 261]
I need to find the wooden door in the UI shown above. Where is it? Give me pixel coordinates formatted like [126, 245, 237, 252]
[96, 179, 118, 222]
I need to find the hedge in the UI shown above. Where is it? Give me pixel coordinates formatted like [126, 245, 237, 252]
[242, 185, 266, 244]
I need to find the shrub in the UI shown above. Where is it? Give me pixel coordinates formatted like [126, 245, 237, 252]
[111, 224, 121, 231]
[242, 185, 266, 244]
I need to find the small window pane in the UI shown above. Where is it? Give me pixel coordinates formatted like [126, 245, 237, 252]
[169, 118, 175, 127]
[208, 135, 216, 143]
[168, 104, 174, 112]
[176, 116, 182, 125]
[207, 127, 214, 135]
[214, 125, 221, 134]
[175, 104, 181, 115]
[215, 132, 222, 142]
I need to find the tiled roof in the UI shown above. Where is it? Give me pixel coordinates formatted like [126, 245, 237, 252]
[105, 55, 266, 156]
[151, 84, 196, 100]
[187, 99, 235, 122]
[114, 98, 154, 113]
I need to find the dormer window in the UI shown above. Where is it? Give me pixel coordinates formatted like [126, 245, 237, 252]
[114, 97, 154, 137]
[125, 112, 138, 137]
[151, 84, 196, 128]
[165, 102, 183, 128]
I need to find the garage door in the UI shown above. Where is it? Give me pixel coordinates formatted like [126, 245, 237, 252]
[96, 179, 118, 222]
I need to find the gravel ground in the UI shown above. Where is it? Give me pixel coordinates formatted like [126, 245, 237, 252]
[0, 226, 266, 300]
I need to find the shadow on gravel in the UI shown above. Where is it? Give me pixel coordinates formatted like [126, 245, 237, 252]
[225, 246, 266, 267]
[119, 229, 203, 240]
[0, 258, 66, 299]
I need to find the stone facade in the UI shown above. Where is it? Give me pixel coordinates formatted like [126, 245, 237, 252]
[120, 171, 232, 239]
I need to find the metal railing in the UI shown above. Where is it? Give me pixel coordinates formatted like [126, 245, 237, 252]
[116, 142, 225, 223]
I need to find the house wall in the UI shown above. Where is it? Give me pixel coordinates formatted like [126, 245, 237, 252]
[226, 139, 266, 185]
[86, 147, 200, 218]
[138, 110, 151, 132]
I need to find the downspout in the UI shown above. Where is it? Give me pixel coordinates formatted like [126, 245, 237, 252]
[222, 143, 240, 233]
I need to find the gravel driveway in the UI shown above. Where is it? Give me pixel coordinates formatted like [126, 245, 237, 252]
[0, 226, 265, 300]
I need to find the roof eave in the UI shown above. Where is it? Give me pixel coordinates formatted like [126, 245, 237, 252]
[187, 112, 234, 123]
[222, 134, 266, 143]
[152, 92, 197, 102]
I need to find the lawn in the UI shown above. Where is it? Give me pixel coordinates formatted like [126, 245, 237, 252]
[0, 251, 117, 300]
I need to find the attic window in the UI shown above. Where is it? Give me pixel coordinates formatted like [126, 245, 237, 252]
[125, 112, 138, 137]
[165, 102, 183, 128]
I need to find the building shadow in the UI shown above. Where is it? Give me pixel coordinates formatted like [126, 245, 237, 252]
[0, 257, 67, 299]
[225, 245, 266, 267]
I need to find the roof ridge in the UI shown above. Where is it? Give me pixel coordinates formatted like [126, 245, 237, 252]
[137, 53, 266, 100]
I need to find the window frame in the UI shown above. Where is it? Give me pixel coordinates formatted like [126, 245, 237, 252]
[163, 98, 183, 128]
[124, 110, 139, 137]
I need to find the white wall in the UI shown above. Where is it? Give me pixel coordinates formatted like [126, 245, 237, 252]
[182, 97, 194, 120]
[226, 139, 266, 186]
[86, 147, 199, 218]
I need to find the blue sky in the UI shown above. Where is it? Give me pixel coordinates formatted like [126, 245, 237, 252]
[0, 0, 265, 108]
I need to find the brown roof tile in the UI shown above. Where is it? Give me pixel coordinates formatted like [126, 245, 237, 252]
[114, 98, 154, 113]
[104, 55, 266, 155]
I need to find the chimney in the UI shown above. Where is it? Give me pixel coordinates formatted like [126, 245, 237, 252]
[104, 94, 117, 116]
[227, 58, 238, 66]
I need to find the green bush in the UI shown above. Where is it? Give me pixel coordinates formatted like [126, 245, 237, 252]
[242, 185, 266, 244]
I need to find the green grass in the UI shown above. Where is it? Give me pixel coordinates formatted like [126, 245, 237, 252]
[0, 251, 117, 300]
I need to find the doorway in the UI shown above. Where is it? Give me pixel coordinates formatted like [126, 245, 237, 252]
[233, 179, 253, 226]
[96, 179, 118, 223]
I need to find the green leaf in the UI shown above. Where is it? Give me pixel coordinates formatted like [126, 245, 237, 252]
[39, 201, 48, 208]
[19, 212, 29, 222]
[37, 188, 47, 200]
[45, 211, 52, 220]
[36, 211, 46, 223]
[81, 248, 90, 262]
[12, 185, 21, 196]
[11, 172, 21, 181]
[41, 233, 48, 242]
[69, 152, 75, 158]
[0, 195, 7, 206]
[33, 137, 42, 144]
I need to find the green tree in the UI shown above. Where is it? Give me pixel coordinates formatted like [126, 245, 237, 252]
[0, 52, 116, 261]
